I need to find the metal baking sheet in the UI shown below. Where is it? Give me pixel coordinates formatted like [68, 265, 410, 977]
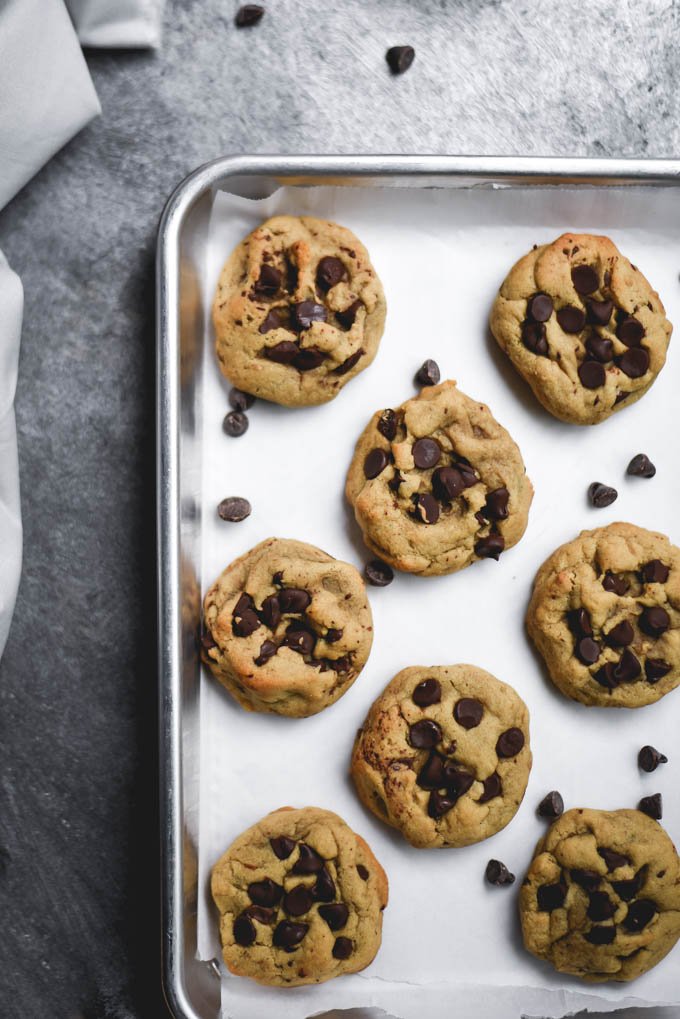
[156, 155, 680, 1019]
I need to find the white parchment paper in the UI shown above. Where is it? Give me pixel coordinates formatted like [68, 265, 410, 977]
[195, 183, 680, 1019]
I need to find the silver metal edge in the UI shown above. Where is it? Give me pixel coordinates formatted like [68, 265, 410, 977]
[157, 153, 680, 1019]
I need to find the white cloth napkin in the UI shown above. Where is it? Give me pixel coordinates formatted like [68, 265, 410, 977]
[0, 252, 23, 660]
[65, 0, 165, 47]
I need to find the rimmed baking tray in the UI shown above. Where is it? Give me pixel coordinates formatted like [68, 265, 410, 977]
[156, 155, 680, 1019]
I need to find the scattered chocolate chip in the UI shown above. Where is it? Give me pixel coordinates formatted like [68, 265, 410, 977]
[364, 448, 389, 479]
[638, 745, 668, 772]
[432, 466, 464, 502]
[588, 482, 617, 508]
[415, 358, 440, 386]
[576, 636, 601, 665]
[364, 559, 394, 587]
[386, 45, 415, 74]
[623, 899, 657, 932]
[639, 793, 663, 820]
[357, 864, 369, 881]
[232, 592, 261, 636]
[273, 920, 309, 951]
[627, 453, 656, 478]
[270, 835, 296, 860]
[283, 885, 314, 917]
[413, 678, 441, 707]
[478, 773, 502, 803]
[377, 409, 397, 440]
[233, 912, 256, 946]
[645, 658, 671, 683]
[616, 315, 645, 347]
[313, 868, 336, 901]
[253, 264, 281, 294]
[413, 437, 441, 469]
[537, 882, 566, 911]
[265, 340, 299, 363]
[527, 292, 553, 322]
[568, 607, 593, 637]
[332, 936, 353, 959]
[586, 335, 614, 362]
[537, 791, 564, 818]
[235, 4, 264, 27]
[587, 891, 617, 921]
[639, 605, 670, 637]
[254, 640, 277, 666]
[428, 789, 457, 818]
[409, 719, 442, 749]
[578, 360, 606, 388]
[557, 305, 586, 333]
[222, 409, 249, 437]
[291, 301, 327, 331]
[640, 559, 669, 584]
[571, 264, 599, 294]
[606, 620, 634, 646]
[248, 878, 283, 907]
[485, 859, 515, 886]
[475, 533, 505, 560]
[260, 593, 281, 629]
[292, 844, 325, 875]
[333, 348, 364, 375]
[598, 847, 629, 871]
[245, 905, 276, 924]
[282, 624, 315, 656]
[453, 697, 484, 729]
[614, 647, 642, 683]
[585, 925, 616, 945]
[571, 869, 601, 892]
[318, 903, 349, 930]
[586, 298, 614, 325]
[336, 299, 362, 330]
[278, 587, 311, 613]
[521, 320, 548, 355]
[603, 571, 629, 595]
[229, 387, 256, 412]
[414, 493, 440, 524]
[496, 727, 525, 758]
[617, 347, 649, 378]
[316, 256, 346, 291]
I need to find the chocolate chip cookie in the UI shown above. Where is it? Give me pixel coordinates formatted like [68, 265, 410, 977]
[213, 215, 386, 406]
[211, 806, 388, 987]
[345, 380, 533, 575]
[490, 233, 672, 424]
[351, 665, 531, 848]
[520, 808, 680, 981]
[527, 522, 680, 707]
[202, 538, 373, 717]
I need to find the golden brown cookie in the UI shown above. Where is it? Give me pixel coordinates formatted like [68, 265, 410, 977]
[520, 808, 680, 981]
[490, 233, 672, 424]
[211, 806, 388, 987]
[527, 522, 680, 707]
[351, 665, 531, 848]
[202, 538, 373, 717]
[345, 380, 533, 575]
[213, 215, 386, 406]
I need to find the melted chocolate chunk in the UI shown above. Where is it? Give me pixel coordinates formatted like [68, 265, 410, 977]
[336, 300, 362, 330]
[253, 264, 281, 295]
[260, 593, 281, 629]
[265, 339, 299, 363]
[585, 925, 616, 945]
[232, 593, 261, 637]
[521, 320, 548, 355]
[432, 466, 465, 502]
[454, 697, 484, 729]
[586, 334, 614, 362]
[291, 301, 327, 331]
[571, 264, 599, 294]
[364, 448, 389, 479]
[318, 903, 349, 930]
[586, 298, 614, 325]
[294, 347, 325, 371]
[273, 920, 309, 951]
[623, 899, 657, 932]
[598, 846, 629, 871]
[645, 658, 671, 682]
[283, 885, 314, 916]
[571, 869, 601, 893]
[254, 639, 278, 666]
[475, 533, 505, 560]
[316, 256, 347, 291]
[245, 905, 276, 924]
[496, 727, 525, 758]
[617, 346, 649, 378]
[312, 868, 336, 902]
[416, 751, 446, 790]
[612, 867, 647, 901]
[602, 571, 629, 595]
[270, 835, 296, 860]
[606, 619, 634, 646]
[557, 305, 586, 333]
[639, 605, 670, 637]
[478, 773, 502, 803]
[248, 878, 283, 907]
[568, 608, 593, 637]
[282, 624, 315, 656]
[537, 882, 566, 911]
[332, 936, 353, 959]
[428, 789, 457, 818]
[640, 559, 669, 584]
[587, 891, 617, 921]
[414, 493, 440, 524]
[278, 587, 312, 613]
[409, 719, 442, 749]
[292, 844, 325, 874]
[482, 487, 509, 521]
[413, 678, 441, 707]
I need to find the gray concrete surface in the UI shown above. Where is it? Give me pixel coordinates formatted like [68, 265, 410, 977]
[1, 1, 679, 1016]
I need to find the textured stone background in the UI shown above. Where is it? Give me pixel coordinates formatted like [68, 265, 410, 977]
[0, 1, 679, 1017]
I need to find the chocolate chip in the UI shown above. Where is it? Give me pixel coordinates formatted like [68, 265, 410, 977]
[594, 663, 619, 690]
[259, 307, 286, 334]
[278, 588, 311, 613]
[412, 437, 441, 470]
[409, 719, 442, 749]
[432, 466, 465, 502]
[318, 903, 349, 930]
[265, 340, 299, 363]
[364, 448, 389, 479]
[229, 388, 256, 412]
[364, 559, 394, 587]
[627, 453, 656, 478]
[248, 878, 282, 907]
[639, 605, 670, 637]
[537, 882, 566, 911]
[588, 482, 617, 508]
[454, 459, 479, 487]
[482, 487, 510, 521]
[617, 346, 649, 378]
[388, 471, 403, 493]
[218, 496, 252, 522]
[413, 678, 441, 707]
[416, 751, 445, 790]
[270, 835, 296, 860]
[327, 654, 351, 674]
[537, 791, 564, 818]
[568, 608, 593, 637]
[282, 624, 315, 656]
[623, 899, 657, 932]
[200, 629, 217, 654]
[640, 559, 669, 584]
[585, 926, 616, 945]
[638, 745, 668, 772]
[336, 299, 362, 330]
[325, 628, 342, 644]
[612, 870, 646, 901]
[475, 533, 505, 560]
[586, 298, 614, 325]
[645, 658, 672, 682]
[245, 905, 276, 924]
[357, 864, 369, 881]
[291, 301, 327, 331]
[235, 4, 264, 27]
[254, 640, 277, 666]
[586, 335, 614, 363]
[606, 620, 634, 646]
[443, 764, 474, 797]
[386, 45, 415, 74]
[616, 315, 645, 347]
[485, 859, 515, 886]
[332, 936, 353, 959]
[478, 773, 502, 803]
[233, 912, 256, 946]
[578, 361, 606, 389]
[428, 789, 457, 818]
[232, 593, 261, 637]
[273, 920, 309, 951]
[603, 571, 629, 595]
[571, 869, 601, 892]
[312, 868, 336, 901]
[283, 885, 314, 917]
[454, 697, 484, 729]
[377, 409, 397, 440]
[587, 891, 616, 921]
[292, 844, 324, 875]
[521, 320, 548, 355]
[415, 358, 441, 387]
[556, 305, 586, 333]
[496, 727, 524, 758]
[614, 648, 642, 683]
[260, 593, 281, 629]
[571, 264, 599, 294]
[576, 637, 601, 664]
[295, 347, 326, 372]
[639, 793, 663, 820]
[527, 292, 553, 322]
[316, 256, 346, 291]
[598, 847, 629, 871]
[253, 264, 281, 294]
[414, 493, 440, 524]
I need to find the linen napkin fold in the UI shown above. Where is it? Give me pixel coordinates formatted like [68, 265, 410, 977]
[65, 0, 165, 48]
[0, 251, 23, 660]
